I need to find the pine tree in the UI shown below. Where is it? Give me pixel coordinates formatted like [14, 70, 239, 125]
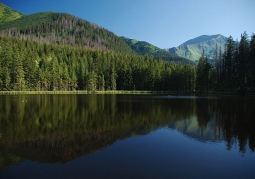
[0, 45, 3, 90]
[232, 40, 239, 91]
[86, 71, 97, 91]
[49, 55, 60, 91]
[2, 68, 11, 90]
[225, 36, 235, 91]
[110, 65, 117, 90]
[196, 55, 210, 91]
[238, 32, 249, 92]
[61, 62, 70, 90]
[11, 54, 26, 91]
[98, 74, 105, 91]
[215, 46, 223, 90]
[248, 34, 255, 90]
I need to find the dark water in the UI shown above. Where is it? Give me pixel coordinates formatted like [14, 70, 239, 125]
[0, 94, 255, 178]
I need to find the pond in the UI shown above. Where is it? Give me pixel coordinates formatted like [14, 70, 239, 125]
[0, 94, 255, 178]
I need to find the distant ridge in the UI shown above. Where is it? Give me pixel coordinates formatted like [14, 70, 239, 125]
[121, 37, 195, 65]
[168, 34, 228, 62]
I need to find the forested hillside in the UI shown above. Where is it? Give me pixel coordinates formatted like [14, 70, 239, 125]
[1, 33, 255, 93]
[0, 3, 23, 25]
[121, 37, 195, 65]
[0, 12, 134, 53]
[0, 36, 195, 91]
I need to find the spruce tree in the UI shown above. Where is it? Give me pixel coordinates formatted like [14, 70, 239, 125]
[238, 32, 249, 92]
[225, 36, 235, 91]
[196, 55, 211, 91]
[248, 34, 255, 90]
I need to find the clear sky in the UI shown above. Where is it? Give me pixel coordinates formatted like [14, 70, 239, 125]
[1, 0, 255, 48]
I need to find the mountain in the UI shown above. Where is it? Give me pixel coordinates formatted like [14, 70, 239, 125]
[121, 37, 195, 65]
[0, 3, 23, 24]
[168, 117, 223, 143]
[0, 3, 194, 64]
[0, 7, 133, 54]
[168, 34, 228, 62]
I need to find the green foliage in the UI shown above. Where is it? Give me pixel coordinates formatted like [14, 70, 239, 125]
[248, 34, 255, 90]
[0, 36, 195, 92]
[238, 32, 250, 92]
[0, 12, 134, 54]
[202, 32, 255, 93]
[0, 12, 53, 29]
[0, 3, 23, 25]
[196, 56, 211, 91]
[121, 36, 161, 54]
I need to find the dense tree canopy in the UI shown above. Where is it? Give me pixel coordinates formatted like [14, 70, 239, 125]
[0, 36, 195, 91]
[213, 32, 255, 93]
[0, 32, 254, 93]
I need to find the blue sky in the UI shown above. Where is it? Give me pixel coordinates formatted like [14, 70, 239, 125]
[1, 0, 255, 48]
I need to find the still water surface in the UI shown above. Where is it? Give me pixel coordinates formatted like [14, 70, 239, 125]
[0, 94, 255, 178]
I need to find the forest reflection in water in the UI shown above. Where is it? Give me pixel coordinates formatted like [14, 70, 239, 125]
[0, 94, 255, 170]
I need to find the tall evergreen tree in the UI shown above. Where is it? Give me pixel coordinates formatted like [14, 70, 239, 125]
[110, 65, 117, 90]
[11, 54, 26, 91]
[248, 34, 255, 90]
[86, 71, 97, 91]
[215, 46, 223, 90]
[196, 55, 211, 91]
[238, 32, 250, 92]
[224, 36, 235, 91]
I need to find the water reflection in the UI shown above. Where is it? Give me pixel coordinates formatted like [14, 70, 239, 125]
[0, 94, 254, 169]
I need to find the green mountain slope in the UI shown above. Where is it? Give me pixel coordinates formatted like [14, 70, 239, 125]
[0, 3, 23, 24]
[0, 3, 193, 64]
[168, 34, 227, 62]
[121, 36, 162, 55]
[121, 37, 195, 65]
[0, 12, 53, 29]
[0, 6, 133, 54]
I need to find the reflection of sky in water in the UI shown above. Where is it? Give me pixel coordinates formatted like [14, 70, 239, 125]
[2, 128, 254, 178]
[0, 94, 255, 178]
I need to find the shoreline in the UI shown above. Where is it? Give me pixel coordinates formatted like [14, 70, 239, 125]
[0, 90, 255, 95]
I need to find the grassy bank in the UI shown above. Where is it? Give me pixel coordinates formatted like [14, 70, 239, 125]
[0, 90, 170, 95]
[0, 90, 255, 95]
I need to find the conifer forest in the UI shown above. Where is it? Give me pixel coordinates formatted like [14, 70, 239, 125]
[0, 32, 254, 92]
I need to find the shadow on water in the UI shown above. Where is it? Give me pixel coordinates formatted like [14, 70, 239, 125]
[0, 94, 255, 169]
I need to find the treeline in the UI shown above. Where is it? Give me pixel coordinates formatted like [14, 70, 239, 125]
[196, 32, 255, 92]
[0, 36, 195, 91]
[152, 50, 195, 65]
[1, 32, 254, 92]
